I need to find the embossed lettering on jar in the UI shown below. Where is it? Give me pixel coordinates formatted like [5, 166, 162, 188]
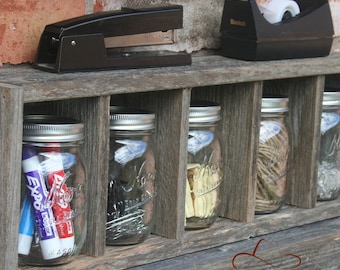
[318, 91, 340, 201]
[19, 115, 86, 266]
[185, 100, 223, 229]
[107, 106, 156, 245]
[256, 96, 290, 214]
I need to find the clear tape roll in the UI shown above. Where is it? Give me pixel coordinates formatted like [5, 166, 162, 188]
[258, 0, 300, 24]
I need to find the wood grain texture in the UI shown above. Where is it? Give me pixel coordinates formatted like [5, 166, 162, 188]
[192, 82, 262, 222]
[19, 198, 340, 270]
[0, 84, 23, 270]
[3, 49, 340, 269]
[129, 217, 340, 270]
[263, 76, 324, 208]
[0, 50, 340, 103]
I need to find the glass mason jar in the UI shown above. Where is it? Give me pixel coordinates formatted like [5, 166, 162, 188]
[19, 115, 87, 266]
[107, 106, 156, 245]
[255, 96, 290, 214]
[317, 91, 340, 201]
[185, 100, 223, 229]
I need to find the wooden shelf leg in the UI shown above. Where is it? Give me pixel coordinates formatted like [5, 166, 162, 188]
[0, 84, 24, 269]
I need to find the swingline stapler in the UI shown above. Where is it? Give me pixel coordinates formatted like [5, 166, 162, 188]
[33, 5, 191, 73]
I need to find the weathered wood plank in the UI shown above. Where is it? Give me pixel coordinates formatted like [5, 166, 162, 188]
[192, 82, 262, 222]
[110, 89, 191, 239]
[1, 51, 340, 103]
[19, 198, 340, 270]
[129, 217, 340, 270]
[263, 76, 324, 208]
[0, 84, 23, 270]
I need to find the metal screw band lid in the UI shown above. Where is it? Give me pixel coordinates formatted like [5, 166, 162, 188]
[23, 115, 84, 142]
[189, 100, 221, 124]
[110, 106, 155, 131]
[323, 90, 340, 107]
[261, 95, 289, 113]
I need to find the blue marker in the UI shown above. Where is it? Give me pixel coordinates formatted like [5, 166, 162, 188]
[18, 193, 34, 255]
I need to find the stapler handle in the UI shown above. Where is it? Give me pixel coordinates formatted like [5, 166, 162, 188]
[47, 5, 183, 38]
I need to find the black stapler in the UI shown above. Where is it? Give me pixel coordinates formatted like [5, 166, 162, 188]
[33, 5, 191, 73]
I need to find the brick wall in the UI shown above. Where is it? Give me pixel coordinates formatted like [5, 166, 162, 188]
[1, 0, 340, 65]
[0, 0, 85, 65]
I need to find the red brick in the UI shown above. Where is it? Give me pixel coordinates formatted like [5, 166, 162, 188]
[0, 0, 85, 64]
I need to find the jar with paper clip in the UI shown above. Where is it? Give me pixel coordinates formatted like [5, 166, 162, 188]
[19, 115, 86, 266]
[255, 95, 290, 214]
[107, 106, 156, 245]
[317, 91, 340, 201]
[185, 100, 223, 229]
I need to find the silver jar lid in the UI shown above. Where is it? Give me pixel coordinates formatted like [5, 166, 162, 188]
[189, 100, 221, 125]
[110, 106, 155, 131]
[261, 96, 289, 113]
[23, 115, 84, 142]
[323, 91, 340, 107]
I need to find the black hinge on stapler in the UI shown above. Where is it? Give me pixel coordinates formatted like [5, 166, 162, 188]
[33, 5, 191, 73]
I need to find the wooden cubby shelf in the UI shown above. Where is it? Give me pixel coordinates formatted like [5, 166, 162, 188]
[1, 38, 340, 269]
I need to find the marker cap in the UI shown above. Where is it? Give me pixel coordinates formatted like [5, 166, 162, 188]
[18, 234, 33, 255]
[40, 237, 62, 260]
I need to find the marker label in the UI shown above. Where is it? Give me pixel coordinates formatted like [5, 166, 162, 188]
[43, 150, 75, 253]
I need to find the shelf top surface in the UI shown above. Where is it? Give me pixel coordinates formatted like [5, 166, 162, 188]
[1, 49, 340, 103]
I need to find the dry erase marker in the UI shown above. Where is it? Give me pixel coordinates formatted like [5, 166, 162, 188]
[18, 193, 34, 255]
[22, 145, 62, 260]
[43, 150, 75, 253]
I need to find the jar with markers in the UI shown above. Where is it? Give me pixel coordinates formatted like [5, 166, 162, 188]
[185, 100, 223, 229]
[19, 115, 86, 266]
[318, 91, 340, 201]
[107, 106, 156, 245]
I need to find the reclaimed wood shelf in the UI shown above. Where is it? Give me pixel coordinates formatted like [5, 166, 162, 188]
[20, 198, 340, 269]
[1, 43, 340, 269]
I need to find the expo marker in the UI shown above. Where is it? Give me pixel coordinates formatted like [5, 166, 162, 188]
[18, 193, 35, 255]
[22, 145, 62, 260]
[42, 149, 75, 253]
